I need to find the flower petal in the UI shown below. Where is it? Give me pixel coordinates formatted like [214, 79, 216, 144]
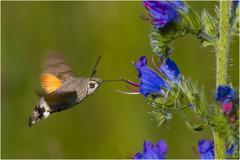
[198, 139, 215, 159]
[143, 0, 187, 29]
[155, 140, 168, 158]
[135, 140, 168, 159]
[135, 56, 170, 97]
[215, 85, 235, 103]
[134, 152, 144, 159]
[221, 102, 233, 114]
[159, 57, 181, 83]
[226, 144, 235, 156]
[143, 141, 158, 158]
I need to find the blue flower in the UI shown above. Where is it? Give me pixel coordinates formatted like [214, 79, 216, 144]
[215, 85, 235, 103]
[198, 139, 215, 159]
[135, 56, 170, 97]
[198, 139, 235, 159]
[143, 0, 187, 29]
[119, 56, 170, 97]
[134, 140, 168, 159]
[226, 144, 235, 156]
[159, 57, 181, 83]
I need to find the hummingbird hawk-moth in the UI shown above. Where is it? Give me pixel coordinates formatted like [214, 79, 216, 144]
[28, 53, 102, 127]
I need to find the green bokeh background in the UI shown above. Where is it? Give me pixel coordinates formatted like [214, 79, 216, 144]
[1, 1, 239, 158]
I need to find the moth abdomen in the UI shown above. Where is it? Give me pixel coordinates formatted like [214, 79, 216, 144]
[28, 97, 51, 127]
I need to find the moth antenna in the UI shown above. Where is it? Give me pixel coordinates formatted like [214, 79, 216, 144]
[90, 55, 101, 80]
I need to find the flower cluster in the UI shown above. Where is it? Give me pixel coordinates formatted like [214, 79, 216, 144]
[143, 0, 187, 29]
[134, 140, 168, 159]
[120, 56, 180, 98]
[144, 0, 201, 56]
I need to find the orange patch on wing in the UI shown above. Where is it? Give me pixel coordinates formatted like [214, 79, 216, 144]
[40, 73, 62, 94]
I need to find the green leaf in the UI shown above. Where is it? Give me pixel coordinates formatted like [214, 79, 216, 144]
[179, 2, 201, 34]
[201, 9, 218, 37]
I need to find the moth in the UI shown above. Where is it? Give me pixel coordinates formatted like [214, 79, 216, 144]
[28, 53, 102, 127]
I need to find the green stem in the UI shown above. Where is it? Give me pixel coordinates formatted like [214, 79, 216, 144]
[213, 130, 226, 159]
[214, 1, 230, 159]
[217, 1, 230, 85]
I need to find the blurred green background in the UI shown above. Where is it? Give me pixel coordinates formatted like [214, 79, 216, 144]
[1, 1, 239, 159]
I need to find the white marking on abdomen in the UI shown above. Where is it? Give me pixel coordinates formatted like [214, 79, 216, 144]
[39, 97, 51, 118]
[43, 111, 50, 118]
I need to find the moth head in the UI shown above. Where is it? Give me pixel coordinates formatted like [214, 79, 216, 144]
[87, 77, 102, 95]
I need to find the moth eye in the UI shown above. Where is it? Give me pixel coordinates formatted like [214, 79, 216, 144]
[89, 82, 95, 89]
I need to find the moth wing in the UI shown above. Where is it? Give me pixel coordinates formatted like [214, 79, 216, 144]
[43, 91, 78, 112]
[41, 53, 76, 93]
[40, 73, 62, 94]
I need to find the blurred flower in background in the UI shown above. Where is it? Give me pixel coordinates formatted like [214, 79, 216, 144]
[198, 139, 215, 159]
[134, 140, 168, 159]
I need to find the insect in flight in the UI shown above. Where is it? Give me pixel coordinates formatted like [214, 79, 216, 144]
[28, 53, 119, 127]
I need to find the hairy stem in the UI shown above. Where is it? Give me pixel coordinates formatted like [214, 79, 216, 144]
[217, 1, 230, 85]
[214, 1, 230, 159]
[213, 130, 226, 159]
